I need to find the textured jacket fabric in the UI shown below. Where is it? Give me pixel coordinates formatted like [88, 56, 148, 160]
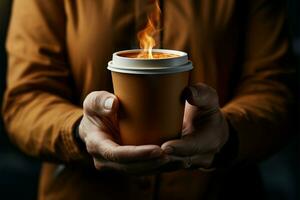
[3, 0, 295, 199]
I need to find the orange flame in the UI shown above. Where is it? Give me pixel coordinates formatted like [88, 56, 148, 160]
[137, 0, 161, 59]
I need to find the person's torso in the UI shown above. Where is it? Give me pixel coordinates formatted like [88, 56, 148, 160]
[40, 1, 249, 200]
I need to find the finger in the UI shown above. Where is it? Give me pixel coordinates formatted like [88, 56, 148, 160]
[161, 132, 223, 157]
[85, 130, 163, 163]
[161, 134, 200, 156]
[158, 155, 189, 171]
[83, 91, 119, 117]
[183, 83, 219, 111]
[164, 154, 214, 169]
[93, 156, 170, 175]
[187, 154, 214, 169]
[100, 139, 164, 163]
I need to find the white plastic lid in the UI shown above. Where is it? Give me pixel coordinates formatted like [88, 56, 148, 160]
[107, 49, 193, 74]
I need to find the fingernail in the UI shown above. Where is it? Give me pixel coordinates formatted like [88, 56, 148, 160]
[104, 98, 114, 110]
[163, 146, 173, 154]
[151, 149, 163, 158]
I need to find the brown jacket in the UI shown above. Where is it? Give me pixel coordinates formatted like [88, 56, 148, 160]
[3, 0, 295, 199]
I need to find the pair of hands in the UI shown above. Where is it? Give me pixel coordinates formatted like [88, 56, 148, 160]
[78, 83, 229, 175]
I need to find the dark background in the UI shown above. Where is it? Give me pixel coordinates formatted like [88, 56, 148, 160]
[0, 1, 299, 199]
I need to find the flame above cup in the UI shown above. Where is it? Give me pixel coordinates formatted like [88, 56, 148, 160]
[137, 0, 161, 59]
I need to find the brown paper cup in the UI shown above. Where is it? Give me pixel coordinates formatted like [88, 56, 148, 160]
[107, 49, 193, 145]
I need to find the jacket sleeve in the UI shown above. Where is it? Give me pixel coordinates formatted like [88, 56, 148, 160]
[222, 0, 296, 163]
[2, 0, 85, 162]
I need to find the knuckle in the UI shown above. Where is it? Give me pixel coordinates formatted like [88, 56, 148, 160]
[83, 91, 107, 110]
[102, 148, 117, 161]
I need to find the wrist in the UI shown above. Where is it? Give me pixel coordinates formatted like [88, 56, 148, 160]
[73, 118, 86, 152]
[211, 119, 239, 169]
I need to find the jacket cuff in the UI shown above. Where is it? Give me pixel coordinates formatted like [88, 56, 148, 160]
[61, 108, 85, 161]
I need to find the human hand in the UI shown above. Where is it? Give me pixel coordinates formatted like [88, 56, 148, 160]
[78, 91, 169, 175]
[161, 83, 230, 171]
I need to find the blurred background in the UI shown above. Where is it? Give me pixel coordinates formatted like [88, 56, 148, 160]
[0, 1, 299, 200]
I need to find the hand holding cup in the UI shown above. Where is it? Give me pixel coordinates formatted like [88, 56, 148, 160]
[161, 83, 230, 170]
[78, 91, 170, 175]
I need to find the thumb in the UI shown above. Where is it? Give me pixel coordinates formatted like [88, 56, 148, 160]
[185, 83, 219, 111]
[83, 91, 119, 117]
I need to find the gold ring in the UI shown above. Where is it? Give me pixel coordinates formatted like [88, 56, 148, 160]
[184, 157, 193, 169]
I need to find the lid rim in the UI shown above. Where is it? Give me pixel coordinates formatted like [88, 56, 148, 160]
[107, 49, 193, 74]
[108, 61, 193, 75]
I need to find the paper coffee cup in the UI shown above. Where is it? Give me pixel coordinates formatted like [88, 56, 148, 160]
[107, 49, 193, 145]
